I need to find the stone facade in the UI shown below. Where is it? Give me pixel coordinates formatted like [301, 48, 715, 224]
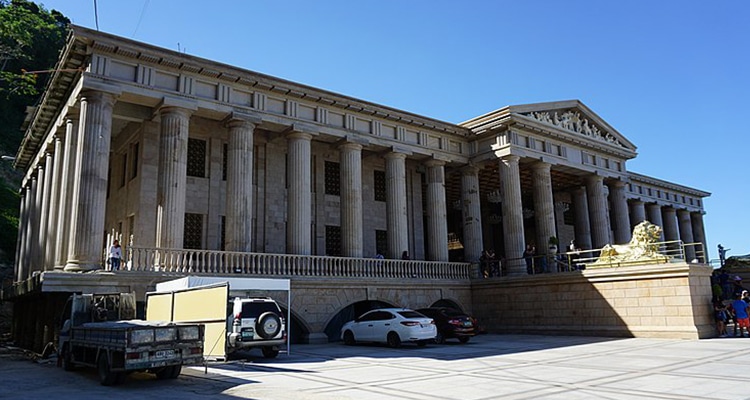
[472, 263, 715, 339]
[6, 25, 716, 349]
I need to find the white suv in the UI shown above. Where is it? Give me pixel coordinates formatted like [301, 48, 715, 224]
[226, 297, 286, 358]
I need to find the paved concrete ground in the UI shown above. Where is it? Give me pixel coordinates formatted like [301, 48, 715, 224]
[2, 334, 750, 399]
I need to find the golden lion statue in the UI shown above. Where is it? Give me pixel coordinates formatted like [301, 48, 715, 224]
[591, 221, 670, 266]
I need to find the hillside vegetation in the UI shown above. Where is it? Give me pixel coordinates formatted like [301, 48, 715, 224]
[0, 0, 69, 287]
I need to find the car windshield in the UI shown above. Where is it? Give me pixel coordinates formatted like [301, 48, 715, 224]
[397, 310, 425, 319]
[240, 302, 280, 318]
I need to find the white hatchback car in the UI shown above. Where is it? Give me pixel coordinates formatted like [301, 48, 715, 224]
[340, 308, 436, 348]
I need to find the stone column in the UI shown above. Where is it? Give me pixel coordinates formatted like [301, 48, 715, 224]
[425, 160, 448, 261]
[461, 166, 483, 263]
[286, 131, 312, 255]
[32, 164, 45, 272]
[586, 175, 610, 249]
[661, 206, 679, 255]
[224, 117, 256, 252]
[22, 177, 38, 279]
[646, 203, 665, 241]
[629, 200, 647, 229]
[571, 186, 592, 250]
[339, 142, 363, 258]
[55, 118, 78, 270]
[38, 152, 55, 270]
[691, 212, 707, 262]
[499, 155, 526, 275]
[531, 162, 556, 258]
[66, 90, 117, 271]
[45, 134, 64, 270]
[677, 209, 696, 261]
[155, 106, 192, 250]
[14, 187, 29, 281]
[608, 180, 631, 244]
[384, 152, 408, 259]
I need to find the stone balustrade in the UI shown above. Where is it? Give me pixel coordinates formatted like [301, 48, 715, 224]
[126, 247, 472, 280]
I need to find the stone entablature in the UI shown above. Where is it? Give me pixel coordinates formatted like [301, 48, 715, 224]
[16, 25, 471, 175]
[627, 172, 709, 212]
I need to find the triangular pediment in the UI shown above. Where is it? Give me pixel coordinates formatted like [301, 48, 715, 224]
[508, 100, 637, 152]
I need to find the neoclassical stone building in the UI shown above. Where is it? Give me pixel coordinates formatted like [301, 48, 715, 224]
[13, 25, 709, 282]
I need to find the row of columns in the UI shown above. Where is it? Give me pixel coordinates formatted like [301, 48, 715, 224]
[14, 88, 709, 281]
[16, 90, 119, 279]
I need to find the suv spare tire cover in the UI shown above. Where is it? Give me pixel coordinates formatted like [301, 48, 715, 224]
[256, 311, 282, 339]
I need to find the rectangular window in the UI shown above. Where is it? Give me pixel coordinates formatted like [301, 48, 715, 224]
[376, 230, 387, 255]
[325, 225, 341, 256]
[187, 138, 207, 177]
[325, 161, 340, 196]
[127, 215, 135, 244]
[222, 143, 228, 181]
[374, 170, 386, 202]
[119, 153, 127, 188]
[220, 216, 226, 251]
[183, 213, 204, 249]
[563, 202, 574, 226]
[130, 142, 139, 180]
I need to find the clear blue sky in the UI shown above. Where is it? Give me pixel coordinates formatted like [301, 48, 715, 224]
[39, 0, 749, 261]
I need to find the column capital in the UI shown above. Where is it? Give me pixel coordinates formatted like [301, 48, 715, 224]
[286, 130, 313, 141]
[585, 174, 604, 184]
[424, 159, 446, 168]
[223, 111, 262, 128]
[500, 154, 521, 164]
[337, 141, 363, 152]
[384, 151, 408, 161]
[159, 105, 195, 120]
[607, 179, 627, 188]
[79, 89, 119, 107]
[461, 164, 480, 175]
[531, 160, 551, 172]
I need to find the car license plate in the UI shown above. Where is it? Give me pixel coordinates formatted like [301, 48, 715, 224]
[464, 321, 472, 327]
[241, 329, 254, 339]
[154, 350, 174, 359]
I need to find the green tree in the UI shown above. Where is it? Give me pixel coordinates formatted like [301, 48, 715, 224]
[0, 0, 69, 264]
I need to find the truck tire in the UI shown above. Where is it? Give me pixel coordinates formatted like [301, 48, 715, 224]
[97, 353, 118, 386]
[261, 346, 279, 358]
[61, 344, 74, 371]
[155, 365, 181, 380]
[256, 312, 281, 339]
[169, 365, 182, 379]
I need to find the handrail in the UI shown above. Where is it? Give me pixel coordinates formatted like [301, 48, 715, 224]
[125, 247, 472, 280]
[479, 240, 707, 276]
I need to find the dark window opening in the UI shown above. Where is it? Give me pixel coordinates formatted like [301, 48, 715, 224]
[187, 138, 207, 178]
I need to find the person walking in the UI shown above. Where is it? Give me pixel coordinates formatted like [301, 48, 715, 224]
[108, 239, 122, 271]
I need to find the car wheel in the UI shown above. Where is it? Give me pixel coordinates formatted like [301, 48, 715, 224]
[61, 344, 74, 371]
[261, 346, 279, 358]
[256, 312, 282, 339]
[97, 353, 118, 386]
[387, 332, 401, 348]
[458, 336, 470, 344]
[343, 330, 356, 346]
[435, 332, 445, 344]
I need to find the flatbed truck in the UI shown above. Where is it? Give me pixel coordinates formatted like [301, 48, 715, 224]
[58, 293, 205, 385]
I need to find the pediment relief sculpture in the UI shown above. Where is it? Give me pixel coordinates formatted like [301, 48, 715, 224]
[523, 110, 624, 148]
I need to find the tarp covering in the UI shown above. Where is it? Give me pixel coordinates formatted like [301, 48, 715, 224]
[155, 276, 290, 292]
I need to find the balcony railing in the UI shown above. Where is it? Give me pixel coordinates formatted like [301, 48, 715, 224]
[479, 240, 707, 277]
[125, 247, 472, 280]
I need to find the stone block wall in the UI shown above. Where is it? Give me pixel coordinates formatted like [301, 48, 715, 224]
[471, 263, 714, 339]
